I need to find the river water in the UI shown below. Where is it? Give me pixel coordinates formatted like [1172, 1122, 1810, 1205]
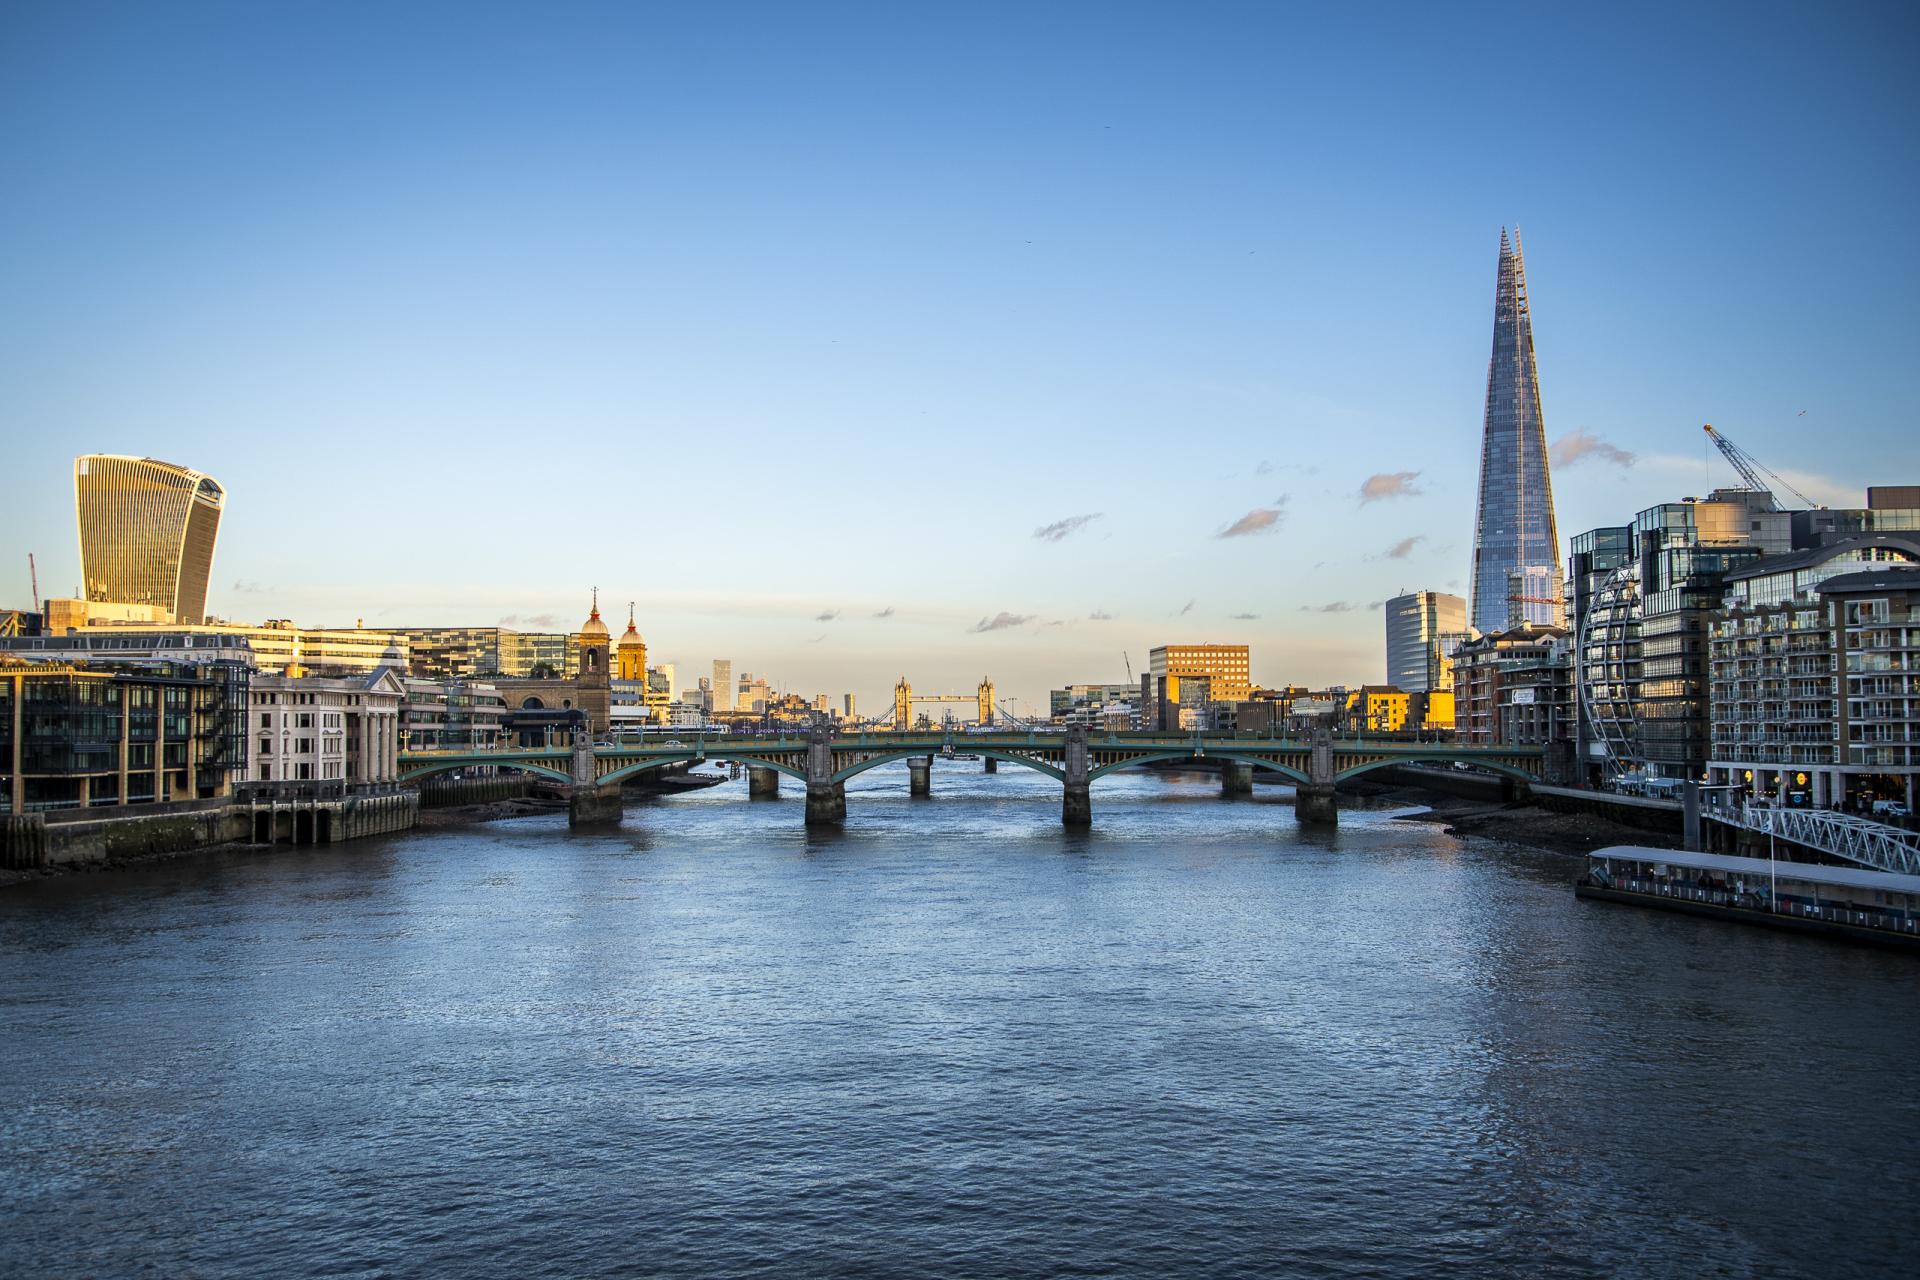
[2, 763, 1916, 1278]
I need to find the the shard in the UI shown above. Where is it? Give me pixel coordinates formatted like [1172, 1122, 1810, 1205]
[1469, 228, 1563, 635]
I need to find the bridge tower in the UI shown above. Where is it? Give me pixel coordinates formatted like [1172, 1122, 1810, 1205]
[977, 678, 995, 725]
[893, 678, 911, 732]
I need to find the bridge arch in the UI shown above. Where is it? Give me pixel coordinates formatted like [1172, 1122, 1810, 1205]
[833, 748, 1065, 785]
[1333, 755, 1537, 785]
[595, 752, 807, 788]
[399, 759, 573, 786]
[1086, 749, 1311, 785]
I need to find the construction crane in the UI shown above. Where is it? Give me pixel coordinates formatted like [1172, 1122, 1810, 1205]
[27, 553, 39, 613]
[1703, 423, 1819, 511]
[1123, 652, 1134, 683]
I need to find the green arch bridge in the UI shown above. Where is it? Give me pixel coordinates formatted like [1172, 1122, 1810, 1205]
[399, 728, 1550, 829]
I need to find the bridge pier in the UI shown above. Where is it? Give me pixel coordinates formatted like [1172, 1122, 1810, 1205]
[983, 757, 997, 774]
[908, 756, 932, 797]
[1500, 775, 1531, 805]
[568, 784, 622, 827]
[1297, 726, 1337, 826]
[804, 727, 844, 827]
[1063, 726, 1091, 828]
[1222, 761, 1254, 797]
[748, 766, 781, 799]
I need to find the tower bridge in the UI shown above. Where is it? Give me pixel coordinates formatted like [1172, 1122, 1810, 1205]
[398, 727, 1548, 829]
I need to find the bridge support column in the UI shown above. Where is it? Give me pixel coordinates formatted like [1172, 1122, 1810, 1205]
[568, 784, 622, 827]
[1500, 775, 1531, 805]
[1222, 761, 1254, 797]
[1062, 726, 1091, 828]
[748, 766, 781, 799]
[804, 727, 844, 827]
[1295, 784, 1337, 825]
[1683, 781, 1701, 852]
[983, 757, 997, 774]
[908, 756, 932, 797]
[1297, 725, 1336, 826]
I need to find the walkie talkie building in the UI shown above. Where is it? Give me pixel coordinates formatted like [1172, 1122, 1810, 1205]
[1469, 229, 1564, 635]
[74, 455, 226, 624]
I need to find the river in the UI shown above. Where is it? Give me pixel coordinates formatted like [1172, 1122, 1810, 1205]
[2, 763, 1915, 1278]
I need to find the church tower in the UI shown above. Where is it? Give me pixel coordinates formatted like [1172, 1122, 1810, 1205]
[617, 603, 649, 680]
[574, 590, 613, 732]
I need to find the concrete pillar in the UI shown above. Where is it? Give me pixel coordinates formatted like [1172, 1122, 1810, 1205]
[1062, 725, 1091, 828]
[983, 756, 997, 774]
[1222, 761, 1253, 796]
[805, 727, 844, 827]
[571, 731, 596, 785]
[1296, 724, 1337, 826]
[908, 756, 932, 797]
[1683, 781, 1701, 852]
[568, 784, 621, 827]
[747, 766, 781, 799]
[1501, 774, 1531, 805]
[1813, 770, 1829, 808]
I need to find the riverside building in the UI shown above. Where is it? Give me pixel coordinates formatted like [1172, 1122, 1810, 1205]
[73, 454, 226, 625]
[2, 655, 250, 815]
[1707, 537, 1920, 812]
[248, 670, 406, 786]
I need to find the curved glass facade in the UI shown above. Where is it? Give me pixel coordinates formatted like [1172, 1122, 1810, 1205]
[74, 455, 225, 625]
[1470, 230, 1563, 634]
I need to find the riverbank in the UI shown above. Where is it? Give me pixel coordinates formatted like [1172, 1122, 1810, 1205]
[1358, 782, 1683, 858]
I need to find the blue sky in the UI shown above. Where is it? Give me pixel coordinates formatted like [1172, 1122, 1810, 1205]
[3, 2, 1916, 711]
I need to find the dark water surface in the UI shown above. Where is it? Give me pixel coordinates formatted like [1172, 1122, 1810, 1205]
[3, 765, 1916, 1279]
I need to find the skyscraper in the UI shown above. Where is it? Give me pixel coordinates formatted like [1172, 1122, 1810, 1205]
[1384, 590, 1466, 692]
[712, 659, 733, 712]
[1469, 230, 1563, 634]
[74, 455, 226, 624]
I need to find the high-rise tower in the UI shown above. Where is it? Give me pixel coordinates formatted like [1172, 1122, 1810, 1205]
[74, 455, 226, 624]
[1469, 230, 1563, 634]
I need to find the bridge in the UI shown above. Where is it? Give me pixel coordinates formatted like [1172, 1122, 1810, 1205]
[399, 726, 1548, 828]
[1707, 804, 1920, 876]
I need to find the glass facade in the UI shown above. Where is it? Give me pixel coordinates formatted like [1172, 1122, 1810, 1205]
[1470, 231, 1563, 634]
[74, 455, 225, 624]
[1384, 591, 1466, 693]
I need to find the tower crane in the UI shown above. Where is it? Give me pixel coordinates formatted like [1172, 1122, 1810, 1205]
[1703, 423, 1820, 511]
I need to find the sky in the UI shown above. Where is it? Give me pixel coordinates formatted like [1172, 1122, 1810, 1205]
[3, 2, 1917, 713]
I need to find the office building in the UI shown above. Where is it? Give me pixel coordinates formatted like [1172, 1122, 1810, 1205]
[1049, 683, 1139, 719]
[3, 620, 407, 676]
[394, 627, 571, 679]
[843, 692, 856, 720]
[3, 655, 250, 814]
[1148, 645, 1252, 702]
[248, 670, 405, 785]
[399, 678, 506, 751]
[1384, 591, 1466, 693]
[713, 660, 733, 712]
[1468, 231, 1564, 634]
[73, 454, 226, 625]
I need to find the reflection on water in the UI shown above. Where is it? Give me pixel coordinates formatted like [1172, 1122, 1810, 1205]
[2, 763, 1915, 1279]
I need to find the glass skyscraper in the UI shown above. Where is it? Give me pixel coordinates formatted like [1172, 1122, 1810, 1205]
[74, 455, 226, 625]
[1469, 229, 1563, 635]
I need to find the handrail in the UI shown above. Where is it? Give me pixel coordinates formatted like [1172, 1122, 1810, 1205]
[1708, 805, 1920, 876]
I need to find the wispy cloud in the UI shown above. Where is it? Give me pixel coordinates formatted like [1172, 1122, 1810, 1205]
[1033, 512, 1103, 543]
[232, 579, 271, 594]
[1551, 429, 1635, 469]
[873, 606, 895, 619]
[1230, 612, 1261, 620]
[1216, 500, 1287, 538]
[1088, 610, 1114, 621]
[971, 611, 1032, 633]
[1178, 599, 1196, 616]
[1299, 601, 1358, 613]
[1359, 471, 1422, 504]
[1383, 535, 1425, 560]
[499, 613, 561, 628]
[1254, 460, 1274, 476]
[815, 609, 840, 622]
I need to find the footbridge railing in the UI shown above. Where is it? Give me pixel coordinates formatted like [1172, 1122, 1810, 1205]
[1710, 805, 1920, 876]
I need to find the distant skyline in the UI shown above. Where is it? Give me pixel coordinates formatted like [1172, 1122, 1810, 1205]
[3, 3, 1915, 710]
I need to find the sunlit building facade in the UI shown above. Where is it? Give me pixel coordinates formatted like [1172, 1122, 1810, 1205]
[74, 455, 226, 624]
[1469, 231, 1563, 634]
[1384, 591, 1465, 693]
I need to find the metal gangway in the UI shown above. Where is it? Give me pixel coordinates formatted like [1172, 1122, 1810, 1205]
[1712, 805, 1920, 876]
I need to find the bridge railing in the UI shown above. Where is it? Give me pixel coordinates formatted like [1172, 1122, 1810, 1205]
[1710, 805, 1920, 876]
